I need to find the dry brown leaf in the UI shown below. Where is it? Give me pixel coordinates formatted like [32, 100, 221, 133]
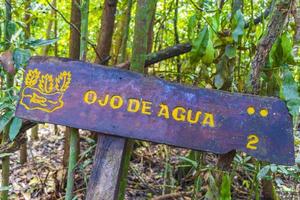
[0, 51, 15, 74]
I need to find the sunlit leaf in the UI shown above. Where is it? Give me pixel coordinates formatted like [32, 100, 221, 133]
[214, 55, 228, 89]
[0, 186, 11, 192]
[257, 165, 270, 180]
[280, 67, 300, 118]
[188, 15, 197, 40]
[7, 21, 17, 37]
[220, 173, 231, 200]
[231, 9, 245, 42]
[214, 73, 224, 89]
[177, 156, 198, 168]
[0, 110, 14, 133]
[26, 38, 59, 47]
[270, 164, 277, 173]
[202, 38, 215, 64]
[286, 99, 300, 118]
[190, 26, 209, 64]
[13, 48, 31, 70]
[0, 153, 13, 158]
[9, 117, 22, 141]
[225, 45, 236, 59]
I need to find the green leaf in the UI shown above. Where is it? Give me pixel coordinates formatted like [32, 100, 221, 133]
[286, 99, 300, 118]
[9, 117, 22, 141]
[190, 26, 209, 64]
[257, 165, 270, 180]
[270, 164, 277, 173]
[270, 33, 295, 67]
[280, 68, 299, 101]
[220, 173, 231, 200]
[177, 156, 198, 168]
[0, 186, 10, 192]
[214, 55, 228, 89]
[225, 45, 236, 59]
[188, 15, 197, 40]
[278, 166, 289, 175]
[214, 73, 224, 89]
[26, 38, 59, 47]
[0, 153, 13, 158]
[0, 111, 14, 133]
[202, 38, 215, 64]
[7, 21, 17, 37]
[231, 9, 245, 42]
[281, 33, 294, 64]
[13, 48, 31, 69]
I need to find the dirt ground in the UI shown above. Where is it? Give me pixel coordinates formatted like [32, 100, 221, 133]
[1, 124, 300, 200]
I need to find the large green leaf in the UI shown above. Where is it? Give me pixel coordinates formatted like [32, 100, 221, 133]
[214, 55, 228, 89]
[220, 173, 231, 200]
[7, 21, 17, 37]
[225, 45, 236, 59]
[26, 38, 58, 47]
[270, 33, 295, 67]
[0, 111, 14, 133]
[188, 15, 197, 40]
[257, 165, 270, 180]
[280, 33, 294, 64]
[190, 26, 209, 64]
[231, 9, 245, 42]
[9, 117, 22, 141]
[286, 99, 300, 118]
[13, 48, 31, 69]
[202, 38, 215, 64]
[280, 68, 299, 101]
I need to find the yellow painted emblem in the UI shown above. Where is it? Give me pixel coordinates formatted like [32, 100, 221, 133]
[20, 68, 72, 113]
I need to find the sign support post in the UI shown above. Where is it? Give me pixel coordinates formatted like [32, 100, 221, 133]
[86, 135, 126, 200]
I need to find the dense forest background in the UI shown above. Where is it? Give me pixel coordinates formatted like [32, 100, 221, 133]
[0, 0, 299, 199]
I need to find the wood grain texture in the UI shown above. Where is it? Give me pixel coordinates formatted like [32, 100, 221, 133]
[16, 57, 295, 165]
[85, 134, 126, 200]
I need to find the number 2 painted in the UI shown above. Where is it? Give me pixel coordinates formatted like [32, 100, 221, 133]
[246, 134, 259, 150]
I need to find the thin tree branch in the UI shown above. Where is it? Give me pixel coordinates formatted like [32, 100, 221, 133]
[45, 0, 103, 63]
[116, 43, 192, 69]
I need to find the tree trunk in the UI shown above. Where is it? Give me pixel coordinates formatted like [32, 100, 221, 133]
[80, 0, 89, 60]
[43, 0, 56, 56]
[117, 1, 158, 199]
[54, 0, 58, 57]
[119, 0, 133, 63]
[250, 0, 293, 92]
[20, 0, 31, 165]
[250, 1, 293, 199]
[65, 0, 81, 199]
[1, 1, 12, 199]
[69, 0, 81, 59]
[94, 0, 118, 64]
[173, 0, 181, 83]
[147, 2, 157, 54]
[292, 0, 300, 54]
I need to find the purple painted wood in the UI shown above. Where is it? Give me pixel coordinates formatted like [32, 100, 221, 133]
[16, 57, 295, 165]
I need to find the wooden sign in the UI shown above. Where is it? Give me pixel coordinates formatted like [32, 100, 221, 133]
[16, 57, 295, 165]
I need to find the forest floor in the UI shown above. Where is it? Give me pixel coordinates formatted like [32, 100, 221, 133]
[2, 124, 300, 200]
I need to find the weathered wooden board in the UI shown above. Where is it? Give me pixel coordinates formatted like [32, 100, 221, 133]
[16, 57, 295, 165]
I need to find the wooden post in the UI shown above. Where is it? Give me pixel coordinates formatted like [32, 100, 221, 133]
[85, 135, 126, 200]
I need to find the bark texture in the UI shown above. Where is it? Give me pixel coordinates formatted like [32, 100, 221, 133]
[250, 0, 293, 93]
[69, 0, 81, 60]
[85, 135, 126, 200]
[94, 0, 118, 64]
[131, 0, 158, 73]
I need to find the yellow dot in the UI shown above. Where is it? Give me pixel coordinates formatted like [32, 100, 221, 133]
[260, 109, 268, 117]
[247, 106, 255, 115]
